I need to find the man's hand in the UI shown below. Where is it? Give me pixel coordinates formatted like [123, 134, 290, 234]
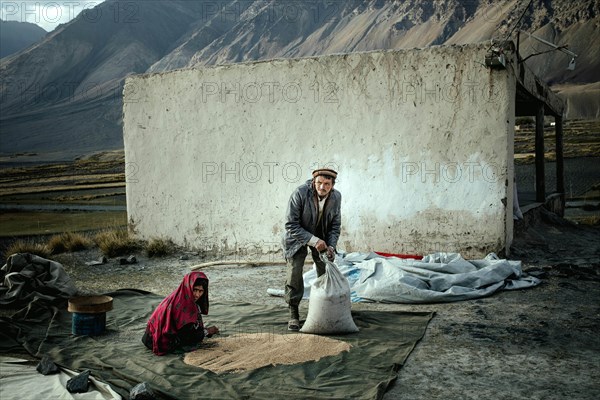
[315, 239, 328, 252]
[326, 246, 335, 261]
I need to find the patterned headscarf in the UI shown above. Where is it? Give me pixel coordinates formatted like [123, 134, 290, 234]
[146, 271, 209, 355]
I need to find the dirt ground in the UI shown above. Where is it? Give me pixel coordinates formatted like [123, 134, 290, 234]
[25, 209, 600, 399]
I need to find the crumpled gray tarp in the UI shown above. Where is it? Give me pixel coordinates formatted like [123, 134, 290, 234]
[269, 252, 540, 304]
[0, 357, 122, 400]
[0, 253, 77, 306]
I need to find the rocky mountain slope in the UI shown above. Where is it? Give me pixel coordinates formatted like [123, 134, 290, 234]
[1, 0, 598, 161]
[0, 19, 47, 59]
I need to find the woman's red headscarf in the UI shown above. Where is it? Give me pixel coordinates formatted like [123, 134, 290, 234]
[146, 271, 209, 355]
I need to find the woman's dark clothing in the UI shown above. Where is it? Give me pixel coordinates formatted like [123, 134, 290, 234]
[177, 308, 207, 346]
[142, 304, 206, 351]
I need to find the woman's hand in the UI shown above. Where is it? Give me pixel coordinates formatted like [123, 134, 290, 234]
[206, 326, 219, 336]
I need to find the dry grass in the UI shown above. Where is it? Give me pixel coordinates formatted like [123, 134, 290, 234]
[0, 211, 127, 237]
[4, 240, 50, 259]
[0, 150, 125, 196]
[146, 237, 175, 257]
[47, 232, 93, 254]
[575, 215, 600, 225]
[94, 229, 140, 257]
[513, 119, 600, 165]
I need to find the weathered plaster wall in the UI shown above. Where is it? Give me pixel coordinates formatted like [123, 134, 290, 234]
[123, 44, 515, 259]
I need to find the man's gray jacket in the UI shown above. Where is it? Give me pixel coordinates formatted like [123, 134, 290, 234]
[283, 179, 341, 260]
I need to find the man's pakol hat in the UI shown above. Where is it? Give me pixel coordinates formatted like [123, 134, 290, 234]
[312, 168, 338, 179]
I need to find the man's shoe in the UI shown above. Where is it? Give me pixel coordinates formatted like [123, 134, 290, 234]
[288, 319, 300, 331]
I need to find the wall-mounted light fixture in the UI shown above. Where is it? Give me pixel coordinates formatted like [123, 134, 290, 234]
[485, 49, 506, 69]
[518, 30, 578, 70]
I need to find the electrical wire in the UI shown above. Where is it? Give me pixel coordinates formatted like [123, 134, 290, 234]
[487, 0, 535, 53]
[520, 46, 570, 63]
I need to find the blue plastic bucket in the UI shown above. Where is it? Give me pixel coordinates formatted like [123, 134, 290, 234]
[72, 312, 107, 336]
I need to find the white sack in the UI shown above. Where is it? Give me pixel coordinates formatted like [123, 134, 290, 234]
[300, 259, 359, 334]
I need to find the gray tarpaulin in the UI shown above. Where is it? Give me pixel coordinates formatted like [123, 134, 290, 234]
[269, 252, 540, 303]
[0, 253, 77, 306]
[1, 289, 433, 400]
[0, 357, 122, 400]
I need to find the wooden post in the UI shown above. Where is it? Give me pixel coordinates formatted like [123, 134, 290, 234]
[555, 116, 564, 194]
[555, 115, 565, 216]
[535, 104, 545, 202]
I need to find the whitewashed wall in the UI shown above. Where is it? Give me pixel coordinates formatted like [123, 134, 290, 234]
[123, 44, 515, 259]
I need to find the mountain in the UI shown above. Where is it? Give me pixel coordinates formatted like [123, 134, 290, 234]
[1, 0, 598, 161]
[0, 19, 47, 59]
[0, 0, 210, 160]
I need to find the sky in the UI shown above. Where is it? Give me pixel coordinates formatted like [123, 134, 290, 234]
[1, 0, 105, 31]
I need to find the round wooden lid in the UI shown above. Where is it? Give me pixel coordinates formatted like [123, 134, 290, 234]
[68, 295, 113, 313]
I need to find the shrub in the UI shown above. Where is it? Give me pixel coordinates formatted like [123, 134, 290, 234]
[146, 237, 175, 257]
[515, 116, 534, 126]
[578, 215, 600, 226]
[47, 232, 93, 254]
[94, 229, 140, 257]
[4, 240, 50, 259]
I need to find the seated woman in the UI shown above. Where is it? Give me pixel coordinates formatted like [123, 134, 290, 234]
[142, 271, 219, 355]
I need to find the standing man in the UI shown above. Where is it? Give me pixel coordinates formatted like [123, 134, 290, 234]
[283, 168, 341, 331]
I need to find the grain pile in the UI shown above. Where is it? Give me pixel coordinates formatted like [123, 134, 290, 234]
[183, 333, 351, 373]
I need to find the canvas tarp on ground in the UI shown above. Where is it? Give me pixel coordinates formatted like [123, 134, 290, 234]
[1, 289, 433, 400]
